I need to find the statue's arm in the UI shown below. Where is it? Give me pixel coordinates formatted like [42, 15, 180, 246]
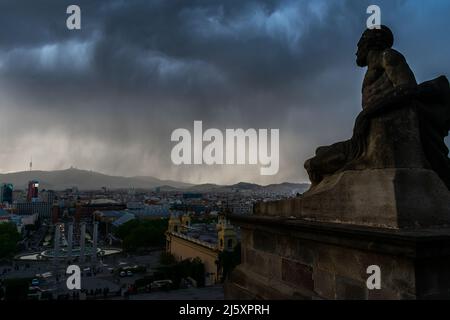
[382, 49, 417, 89]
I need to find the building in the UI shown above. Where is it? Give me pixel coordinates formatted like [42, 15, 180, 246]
[14, 201, 53, 219]
[45, 190, 56, 204]
[165, 213, 238, 286]
[128, 204, 171, 219]
[75, 199, 126, 221]
[27, 180, 39, 202]
[94, 210, 136, 236]
[229, 200, 254, 215]
[51, 205, 60, 224]
[94, 210, 124, 224]
[0, 208, 38, 233]
[111, 212, 136, 228]
[0, 183, 13, 204]
[183, 193, 203, 200]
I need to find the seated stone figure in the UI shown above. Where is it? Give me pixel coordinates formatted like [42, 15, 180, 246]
[305, 25, 450, 190]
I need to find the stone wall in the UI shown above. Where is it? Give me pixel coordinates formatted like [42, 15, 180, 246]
[166, 232, 220, 286]
[253, 168, 450, 229]
[225, 215, 450, 299]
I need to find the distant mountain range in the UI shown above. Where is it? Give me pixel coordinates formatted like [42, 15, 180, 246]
[183, 181, 309, 194]
[0, 168, 310, 194]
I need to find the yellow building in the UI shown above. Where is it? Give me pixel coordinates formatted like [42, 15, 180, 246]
[166, 213, 237, 286]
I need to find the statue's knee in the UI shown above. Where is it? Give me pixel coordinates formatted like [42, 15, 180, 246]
[316, 146, 328, 156]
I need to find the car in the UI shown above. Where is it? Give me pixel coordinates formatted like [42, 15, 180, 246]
[83, 267, 92, 277]
[151, 280, 173, 290]
[119, 271, 126, 277]
[126, 271, 133, 277]
[31, 278, 40, 286]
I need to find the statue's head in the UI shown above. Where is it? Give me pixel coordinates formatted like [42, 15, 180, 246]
[356, 25, 394, 67]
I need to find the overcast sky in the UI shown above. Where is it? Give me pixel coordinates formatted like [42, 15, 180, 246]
[0, 0, 449, 185]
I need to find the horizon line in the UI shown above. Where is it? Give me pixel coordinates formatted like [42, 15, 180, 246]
[0, 167, 311, 187]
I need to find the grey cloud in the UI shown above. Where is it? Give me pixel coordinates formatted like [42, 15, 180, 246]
[0, 0, 449, 184]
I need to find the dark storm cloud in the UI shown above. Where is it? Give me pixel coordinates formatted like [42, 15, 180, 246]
[0, 0, 360, 98]
[0, 0, 449, 184]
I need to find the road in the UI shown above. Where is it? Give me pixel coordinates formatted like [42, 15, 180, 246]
[111, 285, 224, 300]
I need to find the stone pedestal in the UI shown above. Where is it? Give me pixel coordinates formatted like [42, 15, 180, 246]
[297, 106, 450, 229]
[255, 168, 450, 229]
[225, 215, 450, 300]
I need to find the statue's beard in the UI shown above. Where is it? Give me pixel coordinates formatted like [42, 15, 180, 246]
[356, 55, 367, 67]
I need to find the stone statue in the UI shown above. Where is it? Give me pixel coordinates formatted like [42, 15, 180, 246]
[227, 27, 450, 302]
[305, 25, 450, 190]
[254, 25, 450, 229]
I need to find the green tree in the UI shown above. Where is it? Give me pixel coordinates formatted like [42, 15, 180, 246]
[154, 257, 206, 289]
[25, 224, 37, 232]
[4, 278, 31, 301]
[114, 219, 168, 252]
[190, 257, 205, 287]
[218, 243, 241, 282]
[0, 223, 21, 259]
[159, 252, 177, 265]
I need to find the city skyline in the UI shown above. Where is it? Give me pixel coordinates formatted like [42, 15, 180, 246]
[0, 0, 449, 185]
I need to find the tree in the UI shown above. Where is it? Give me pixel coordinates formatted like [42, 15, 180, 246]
[189, 257, 205, 287]
[25, 224, 37, 232]
[218, 243, 241, 282]
[0, 286, 5, 300]
[4, 278, 31, 300]
[154, 257, 206, 289]
[114, 219, 168, 252]
[160, 252, 177, 265]
[0, 223, 21, 259]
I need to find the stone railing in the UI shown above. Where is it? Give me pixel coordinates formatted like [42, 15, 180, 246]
[169, 231, 217, 250]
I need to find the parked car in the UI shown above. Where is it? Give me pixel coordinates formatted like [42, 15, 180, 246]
[83, 267, 92, 277]
[151, 280, 173, 291]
